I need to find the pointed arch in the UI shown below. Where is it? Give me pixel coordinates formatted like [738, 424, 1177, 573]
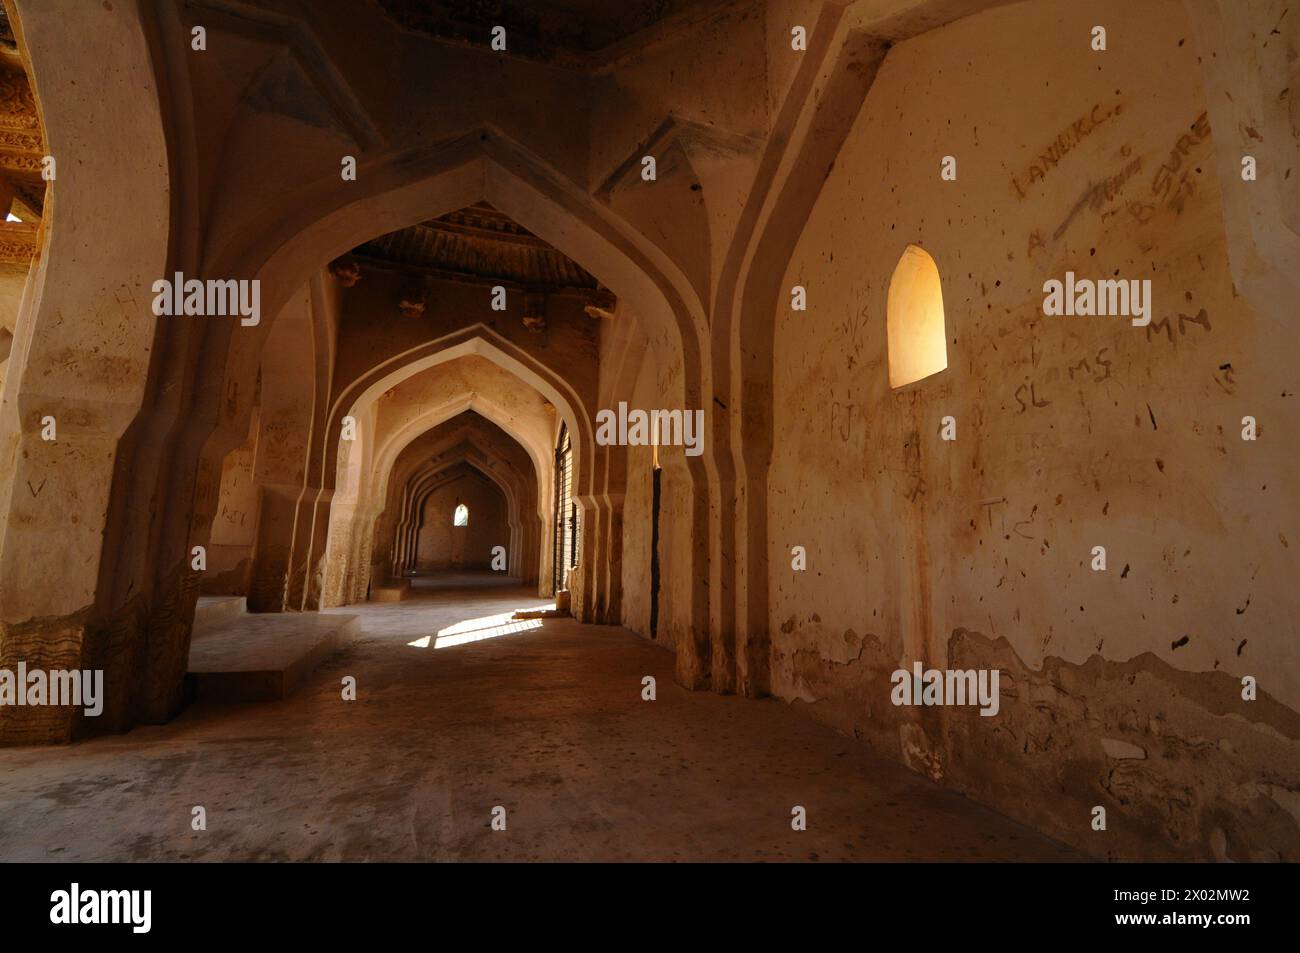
[885, 244, 948, 388]
[322, 379, 554, 604]
[182, 128, 712, 637]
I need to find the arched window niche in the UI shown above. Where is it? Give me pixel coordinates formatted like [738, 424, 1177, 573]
[886, 244, 948, 388]
[453, 503, 469, 527]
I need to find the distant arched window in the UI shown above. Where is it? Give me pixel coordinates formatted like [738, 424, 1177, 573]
[453, 503, 469, 526]
[886, 244, 948, 388]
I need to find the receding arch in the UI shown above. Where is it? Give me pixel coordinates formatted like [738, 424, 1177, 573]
[394, 444, 531, 581]
[181, 130, 714, 635]
[202, 132, 706, 478]
[385, 424, 536, 584]
[313, 331, 579, 605]
[411, 467, 502, 572]
[359, 390, 551, 516]
[339, 332, 568, 509]
[371, 397, 546, 572]
[322, 381, 554, 603]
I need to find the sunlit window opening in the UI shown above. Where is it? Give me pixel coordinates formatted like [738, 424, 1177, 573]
[453, 503, 469, 526]
[886, 244, 948, 388]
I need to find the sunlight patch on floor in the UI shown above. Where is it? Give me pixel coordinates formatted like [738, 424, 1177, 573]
[406, 609, 546, 649]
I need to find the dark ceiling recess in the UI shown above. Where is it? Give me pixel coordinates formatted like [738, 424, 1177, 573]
[335, 203, 616, 329]
[351, 202, 600, 294]
[375, 0, 721, 63]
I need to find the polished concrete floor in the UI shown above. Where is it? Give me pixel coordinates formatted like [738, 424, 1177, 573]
[0, 574, 1084, 861]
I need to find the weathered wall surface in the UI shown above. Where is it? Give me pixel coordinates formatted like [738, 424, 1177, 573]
[202, 423, 258, 595]
[769, 0, 1300, 860]
[620, 453, 654, 637]
[243, 286, 323, 611]
[655, 447, 695, 657]
[415, 471, 507, 571]
[619, 350, 656, 639]
[0, 265, 18, 394]
[617, 333, 692, 657]
[0, 263, 27, 359]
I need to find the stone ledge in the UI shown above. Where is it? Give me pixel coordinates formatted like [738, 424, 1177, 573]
[370, 579, 411, 602]
[186, 612, 358, 703]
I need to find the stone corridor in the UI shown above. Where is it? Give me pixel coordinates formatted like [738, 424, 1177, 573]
[0, 0, 1295, 867]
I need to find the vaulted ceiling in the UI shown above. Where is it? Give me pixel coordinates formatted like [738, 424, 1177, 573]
[0, 12, 44, 267]
[333, 202, 615, 329]
[354, 202, 598, 293]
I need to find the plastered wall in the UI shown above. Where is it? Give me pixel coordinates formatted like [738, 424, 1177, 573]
[617, 326, 694, 657]
[769, 0, 1299, 860]
[202, 424, 259, 595]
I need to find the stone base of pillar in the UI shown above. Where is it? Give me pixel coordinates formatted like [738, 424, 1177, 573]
[370, 579, 410, 602]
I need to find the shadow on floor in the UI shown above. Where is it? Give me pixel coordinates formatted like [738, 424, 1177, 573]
[403, 569, 527, 592]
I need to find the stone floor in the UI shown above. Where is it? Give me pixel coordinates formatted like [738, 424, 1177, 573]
[0, 574, 1085, 861]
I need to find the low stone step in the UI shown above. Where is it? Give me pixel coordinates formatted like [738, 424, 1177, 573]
[193, 595, 246, 626]
[370, 579, 410, 602]
[186, 612, 358, 703]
